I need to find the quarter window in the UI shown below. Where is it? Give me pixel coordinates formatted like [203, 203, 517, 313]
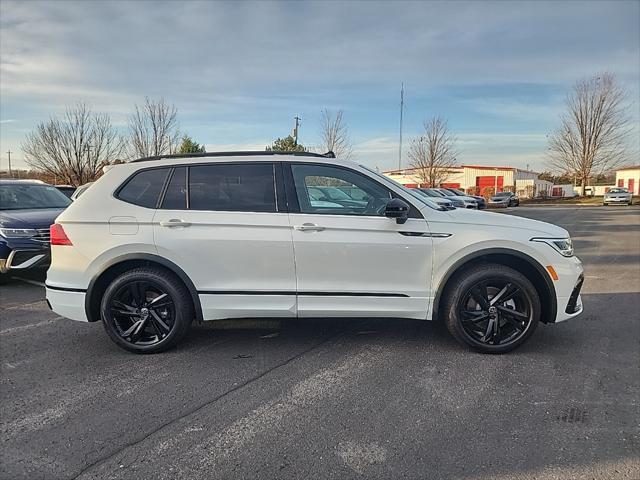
[117, 168, 170, 208]
[291, 164, 391, 216]
[188, 163, 276, 212]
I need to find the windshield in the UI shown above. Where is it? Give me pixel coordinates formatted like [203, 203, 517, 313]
[494, 192, 511, 197]
[0, 184, 72, 210]
[358, 165, 443, 211]
[608, 188, 629, 194]
[446, 189, 465, 196]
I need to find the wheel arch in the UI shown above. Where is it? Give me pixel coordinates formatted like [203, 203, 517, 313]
[432, 248, 557, 324]
[85, 253, 203, 323]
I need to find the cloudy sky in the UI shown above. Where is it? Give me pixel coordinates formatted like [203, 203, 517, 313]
[1, 0, 638, 172]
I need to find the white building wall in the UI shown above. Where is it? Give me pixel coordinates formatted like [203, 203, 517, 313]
[615, 168, 640, 195]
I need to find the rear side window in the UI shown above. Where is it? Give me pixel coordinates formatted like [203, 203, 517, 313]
[117, 168, 170, 208]
[161, 167, 187, 209]
[189, 163, 276, 212]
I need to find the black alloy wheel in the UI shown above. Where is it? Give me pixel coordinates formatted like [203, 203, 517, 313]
[100, 267, 193, 353]
[443, 264, 540, 353]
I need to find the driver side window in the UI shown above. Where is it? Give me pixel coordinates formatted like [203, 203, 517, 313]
[291, 164, 391, 216]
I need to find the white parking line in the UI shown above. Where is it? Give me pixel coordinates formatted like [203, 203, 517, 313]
[12, 277, 46, 287]
[0, 317, 62, 335]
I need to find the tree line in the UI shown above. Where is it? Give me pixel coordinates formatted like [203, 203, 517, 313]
[18, 72, 633, 190]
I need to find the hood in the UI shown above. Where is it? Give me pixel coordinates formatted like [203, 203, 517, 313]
[430, 207, 568, 237]
[491, 196, 509, 201]
[0, 208, 65, 229]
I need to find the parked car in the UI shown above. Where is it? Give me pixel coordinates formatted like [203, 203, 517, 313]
[413, 188, 456, 210]
[490, 191, 520, 207]
[0, 179, 71, 282]
[307, 186, 368, 208]
[55, 185, 77, 198]
[419, 188, 466, 208]
[46, 151, 584, 354]
[432, 188, 480, 209]
[441, 187, 487, 209]
[603, 187, 632, 206]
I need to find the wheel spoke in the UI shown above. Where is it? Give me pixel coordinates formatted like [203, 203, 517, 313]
[497, 306, 528, 319]
[461, 310, 490, 323]
[470, 285, 490, 310]
[490, 283, 510, 305]
[148, 293, 167, 306]
[499, 285, 521, 304]
[150, 310, 171, 333]
[113, 300, 137, 312]
[122, 319, 144, 337]
[111, 308, 139, 316]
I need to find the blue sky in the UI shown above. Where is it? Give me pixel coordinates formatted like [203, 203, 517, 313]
[1, 0, 638, 172]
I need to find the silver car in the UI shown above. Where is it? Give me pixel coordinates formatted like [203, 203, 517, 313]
[603, 187, 632, 206]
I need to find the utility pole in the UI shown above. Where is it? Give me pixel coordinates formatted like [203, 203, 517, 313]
[7, 150, 12, 177]
[293, 116, 301, 146]
[398, 83, 404, 170]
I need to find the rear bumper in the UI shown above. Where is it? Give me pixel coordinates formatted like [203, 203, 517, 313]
[45, 286, 89, 322]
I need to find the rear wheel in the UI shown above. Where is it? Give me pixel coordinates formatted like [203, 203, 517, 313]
[442, 263, 540, 353]
[100, 267, 193, 353]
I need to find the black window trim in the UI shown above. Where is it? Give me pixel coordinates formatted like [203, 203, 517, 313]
[283, 162, 423, 219]
[114, 166, 172, 209]
[147, 161, 281, 213]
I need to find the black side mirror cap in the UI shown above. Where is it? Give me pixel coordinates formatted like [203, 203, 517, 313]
[384, 198, 410, 224]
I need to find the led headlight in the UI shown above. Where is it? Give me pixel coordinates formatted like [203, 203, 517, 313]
[0, 228, 38, 239]
[531, 237, 574, 257]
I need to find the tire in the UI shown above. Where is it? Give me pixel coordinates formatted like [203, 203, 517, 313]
[442, 263, 540, 354]
[100, 267, 193, 353]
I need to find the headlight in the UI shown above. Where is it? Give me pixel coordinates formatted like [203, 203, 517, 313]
[531, 237, 574, 257]
[0, 228, 38, 239]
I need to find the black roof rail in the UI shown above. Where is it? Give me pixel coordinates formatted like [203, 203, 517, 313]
[131, 150, 336, 163]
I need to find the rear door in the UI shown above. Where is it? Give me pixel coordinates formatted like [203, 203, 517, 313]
[153, 162, 296, 320]
[285, 162, 432, 319]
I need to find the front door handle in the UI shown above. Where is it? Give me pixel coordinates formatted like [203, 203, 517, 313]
[293, 223, 325, 232]
[159, 219, 191, 228]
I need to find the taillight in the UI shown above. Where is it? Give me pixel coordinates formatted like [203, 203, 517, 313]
[50, 223, 72, 246]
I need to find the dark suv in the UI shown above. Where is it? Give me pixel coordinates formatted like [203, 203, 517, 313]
[0, 180, 70, 281]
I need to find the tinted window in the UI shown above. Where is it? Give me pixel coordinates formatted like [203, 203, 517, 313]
[189, 163, 276, 212]
[161, 167, 187, 209]
[291, 164, 391, 216]
[0, 184, 71, 210]
[117, 168, 170, 208]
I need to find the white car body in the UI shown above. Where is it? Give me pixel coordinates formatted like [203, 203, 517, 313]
[46, 153, 584, 351]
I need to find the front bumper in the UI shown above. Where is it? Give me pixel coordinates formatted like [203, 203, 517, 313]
[603, 197, 631, 204]
[0, 241, 50, 273]
[553, 257, 584, 322]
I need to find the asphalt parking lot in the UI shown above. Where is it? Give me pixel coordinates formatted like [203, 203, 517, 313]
[1, 206, 639, 480]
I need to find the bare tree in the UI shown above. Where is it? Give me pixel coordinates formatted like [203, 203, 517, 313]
[408, 116, 458, 187]
[21, 103, 125, 186]
[548, 73, 631, 195]
[319, 109, 353, 160]
[128, 97, 180, 158]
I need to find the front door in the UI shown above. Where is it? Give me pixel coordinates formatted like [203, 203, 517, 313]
[286, 163, 432, 319]
[153, 162, 296, 320]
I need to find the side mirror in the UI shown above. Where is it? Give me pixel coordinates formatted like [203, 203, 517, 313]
[384, 198, 410, 224]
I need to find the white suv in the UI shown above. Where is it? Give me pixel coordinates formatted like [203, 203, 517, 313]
[46, 151, 584, 354]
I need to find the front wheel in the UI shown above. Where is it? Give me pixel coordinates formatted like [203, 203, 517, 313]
[442, 264, 540, 353]
[100, 267, 193, 353]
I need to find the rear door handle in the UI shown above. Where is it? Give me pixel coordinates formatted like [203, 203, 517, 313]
[293, 223, 325, 232]
[159, 219, 191, 228]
